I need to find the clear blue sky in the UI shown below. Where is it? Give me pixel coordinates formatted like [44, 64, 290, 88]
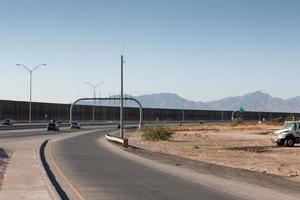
[1, 0, 299, 103]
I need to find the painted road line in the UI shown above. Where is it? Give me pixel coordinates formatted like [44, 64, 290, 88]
[49, 140, 86, 200]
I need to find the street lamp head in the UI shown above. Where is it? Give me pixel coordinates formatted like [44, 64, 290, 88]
[17, 64, 46, 72]
[33, 64, 47, 71]
[85, 82, 105, 89]
[17, 64, 31, 72]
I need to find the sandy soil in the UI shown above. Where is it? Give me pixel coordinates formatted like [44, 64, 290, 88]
[0, 148, 9, 188]
[128, 123, 300, 182]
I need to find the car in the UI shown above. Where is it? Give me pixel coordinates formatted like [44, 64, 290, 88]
[70, 121, 81, 129]
[47, 121, 60, 132]
[51, 119, 61, 124]
[272, 121, 300, 147]
[1, 119, 13, 126]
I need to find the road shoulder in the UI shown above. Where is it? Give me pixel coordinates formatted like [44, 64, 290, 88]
[100, 135, 300, 200]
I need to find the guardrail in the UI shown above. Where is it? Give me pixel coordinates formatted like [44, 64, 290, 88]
[105, 133, 129, 148]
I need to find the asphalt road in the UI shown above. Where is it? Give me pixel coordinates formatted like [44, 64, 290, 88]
[51, 130, 242, 200]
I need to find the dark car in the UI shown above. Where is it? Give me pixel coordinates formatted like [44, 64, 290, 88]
[51, 119, 62, 124]
[47, 121, 60, 132]
[1, 119, 13, 126]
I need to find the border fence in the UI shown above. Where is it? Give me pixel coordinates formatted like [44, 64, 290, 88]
[1, 99, 300, 122]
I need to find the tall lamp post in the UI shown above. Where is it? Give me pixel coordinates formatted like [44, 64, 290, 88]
[17, 64, 47, 124]
[84, 82, 104, 121]
[120, 55, 125, 138]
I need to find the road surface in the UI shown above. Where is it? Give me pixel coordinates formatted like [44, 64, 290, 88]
[50, 129, 242, 200]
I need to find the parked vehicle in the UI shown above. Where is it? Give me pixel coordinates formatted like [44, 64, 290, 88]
[272, 121, 300, 147]
[70, 121, 81, 129]
[1, 119, 13, 126]
[47, 121, 60, 132]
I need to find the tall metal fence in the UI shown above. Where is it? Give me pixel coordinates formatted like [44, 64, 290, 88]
[0, 99, 299, 122]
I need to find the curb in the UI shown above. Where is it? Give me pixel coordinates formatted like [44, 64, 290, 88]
[37, 141, 60, 200]
[40, 140, 70, 200]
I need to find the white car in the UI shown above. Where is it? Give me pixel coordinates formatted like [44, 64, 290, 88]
[272, 121, 300, 147]
[71, 122, 81, 129]
[1, 119, 13, 126]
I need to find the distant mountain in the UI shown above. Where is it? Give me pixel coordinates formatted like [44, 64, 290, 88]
[206, 91, 288, 112]
[94, 93, 211, 110]
[129, 93, 211, 109]
[85, 91, 300, 112]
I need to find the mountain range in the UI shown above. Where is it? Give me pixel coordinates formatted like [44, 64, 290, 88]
[90, 91, 300, 113]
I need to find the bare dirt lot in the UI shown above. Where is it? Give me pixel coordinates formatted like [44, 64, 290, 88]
[128, 123, 300, 183]
[0, 148, 9, 188]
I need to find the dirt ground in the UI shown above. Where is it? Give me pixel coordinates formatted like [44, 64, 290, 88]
[128, 123, 300, 182]
[0, 148, 9, 187]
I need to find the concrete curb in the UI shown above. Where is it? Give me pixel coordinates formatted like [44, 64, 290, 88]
[37, 140, 61, 200]
[105, 133, 129, 148]
[39, 140, 70, 200]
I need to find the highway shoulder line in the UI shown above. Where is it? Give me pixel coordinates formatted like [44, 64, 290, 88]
[43, 129, 112, 200]
[47, 140, 84, 200]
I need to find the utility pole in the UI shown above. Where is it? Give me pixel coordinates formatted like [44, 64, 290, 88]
[182, 98, 185, 121]
[17, 64, 47, 124]
[120, 55, 125, 138]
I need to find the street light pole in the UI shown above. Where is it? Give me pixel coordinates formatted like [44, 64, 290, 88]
[120, 55, 125, 138]
[17, 64, 47, 124]
[30, 70, 32, 123]
[84, 82, 104, 121]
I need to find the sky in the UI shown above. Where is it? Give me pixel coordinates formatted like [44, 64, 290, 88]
[0, 0, 300, 103]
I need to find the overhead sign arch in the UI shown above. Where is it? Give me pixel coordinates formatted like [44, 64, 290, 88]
[70, 97, 143, 129]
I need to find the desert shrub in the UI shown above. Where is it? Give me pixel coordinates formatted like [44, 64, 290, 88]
[142, 125, 174, 141]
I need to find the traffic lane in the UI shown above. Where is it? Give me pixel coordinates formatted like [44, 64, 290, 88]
[0, 128, 80, 139]
[0, 121, 137, 131]
[0, 125, 120, 139]
[0, 120, 232, 132]
[52, 131, 242, 200]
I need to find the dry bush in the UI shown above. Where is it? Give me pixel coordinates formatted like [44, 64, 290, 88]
[142, 125, 174, 141]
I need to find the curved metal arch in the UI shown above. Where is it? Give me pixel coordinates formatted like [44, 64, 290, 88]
[70, 97, 143, 129]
